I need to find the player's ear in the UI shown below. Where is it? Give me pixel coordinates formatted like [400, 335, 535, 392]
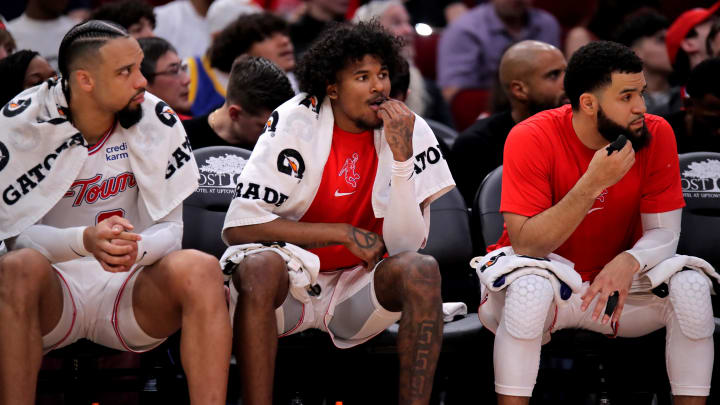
[579, 92, 596, 116]
[326, 82, 338, 100]
[228, 104, 241, 121]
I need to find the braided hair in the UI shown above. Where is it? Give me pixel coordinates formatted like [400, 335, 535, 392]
[58, 20, 128, 89]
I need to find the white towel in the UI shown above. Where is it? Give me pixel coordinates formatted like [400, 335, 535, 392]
[0, 79, 199, 240]
[442, 302, 468, 322]
[470, 246, 583, 305]
[638, 254, 719, 294]
[222, 93, 455, 238]
[220, 242, 320, 304]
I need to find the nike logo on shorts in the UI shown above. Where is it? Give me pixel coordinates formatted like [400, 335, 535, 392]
[334, 189, 355, 197]
[587, 207, 604, 214]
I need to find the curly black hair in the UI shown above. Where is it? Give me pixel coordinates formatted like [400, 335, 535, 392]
[686, 57, 720, 99]
[90, 0, 156, 32]
[208, 12, 288, 73]
[564, 40, 643, 110]
[295, 20, 404, 102]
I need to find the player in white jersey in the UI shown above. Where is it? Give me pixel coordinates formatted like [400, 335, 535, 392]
[0, 21, 230, 404]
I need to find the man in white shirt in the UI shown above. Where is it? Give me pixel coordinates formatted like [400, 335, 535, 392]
[7, 0, 76, 70]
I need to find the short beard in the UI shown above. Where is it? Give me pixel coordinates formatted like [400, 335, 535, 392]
[597, 106, 651, 151]
[117, 100, 143, 129]
[353, 116, 383, 132]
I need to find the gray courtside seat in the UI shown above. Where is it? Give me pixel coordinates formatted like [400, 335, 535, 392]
[474, 165, 504, 249]
[676, 152, 720, 269]
[182, 145, 251, 257]
[426, 118, 459, 150]
[677, 152, 720, 402]
[677, 152, 720, 338]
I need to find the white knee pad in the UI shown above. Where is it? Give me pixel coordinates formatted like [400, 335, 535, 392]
[503, 274, 554, 340]
[669, 270, 714, 340]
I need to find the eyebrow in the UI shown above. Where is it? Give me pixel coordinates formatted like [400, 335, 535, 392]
[114, 63, 134, 73]
[352, 65, 389, 75]
[619, 84, 648, 94]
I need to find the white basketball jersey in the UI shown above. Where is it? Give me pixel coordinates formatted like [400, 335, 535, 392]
[41, 125, 152, 231]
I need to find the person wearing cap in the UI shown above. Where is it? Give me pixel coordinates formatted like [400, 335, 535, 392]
[666, 0, 720, 85]
[665, 57, 720, 154]
[0, 49, 56, 106]
[90, 0, 156, 39]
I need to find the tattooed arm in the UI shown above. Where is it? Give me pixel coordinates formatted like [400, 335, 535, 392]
[223, 218, 386, 270]
[378, 100, 426, 255]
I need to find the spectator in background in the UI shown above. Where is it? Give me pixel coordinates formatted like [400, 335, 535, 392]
[0, 19, 16, 59]
[90, 0, 155, 39]
[707, 18, 720, 57]
[616, 11, 681, 116]
[666, 1, 720, 86]
[0, 50, 56, 106]
[206, 0, 261, 39]
[183, 55, 294, 150]
[7, 0, 75, 70]
[450, 40, 567, 206]
[188, 12, 298, 117]
[153, 0, 212, 59]
[665, 58, 720, 154]
[289, 0, 348, 59]
[437, 0, 561, 102]
[353, 0, 453, 127]
[139, 37, 192, 119]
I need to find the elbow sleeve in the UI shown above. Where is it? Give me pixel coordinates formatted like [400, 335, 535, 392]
[626, 208, 681, 271]
[383, 158, 426, 256]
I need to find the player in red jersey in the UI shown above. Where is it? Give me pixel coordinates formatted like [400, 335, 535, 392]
[482, 41, 712, 404]
[222, 22, 455, 405]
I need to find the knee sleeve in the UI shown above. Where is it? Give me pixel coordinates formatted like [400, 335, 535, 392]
[669, 270, 714, 340]
[503, 274, 554, 339]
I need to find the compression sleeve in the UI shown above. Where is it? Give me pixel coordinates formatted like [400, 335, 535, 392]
[8, 225, 90, 263]
[134, 204, 183, 266]
[625, 208, 682, 271]
[383, 157, 427, 256]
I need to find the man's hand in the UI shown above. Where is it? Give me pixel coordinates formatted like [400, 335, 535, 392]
[581, 252, 640, 324]
[378, 99, 415, 161]
[582, 141, 635, 196]
[83, 216, 141, 273]
[343, 225, 386, 271]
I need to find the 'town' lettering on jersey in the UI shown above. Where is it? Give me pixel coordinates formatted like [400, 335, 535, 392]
[64, 172, 137, 206]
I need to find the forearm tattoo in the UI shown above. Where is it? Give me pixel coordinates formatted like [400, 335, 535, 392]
[350, 227, 378, 249]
